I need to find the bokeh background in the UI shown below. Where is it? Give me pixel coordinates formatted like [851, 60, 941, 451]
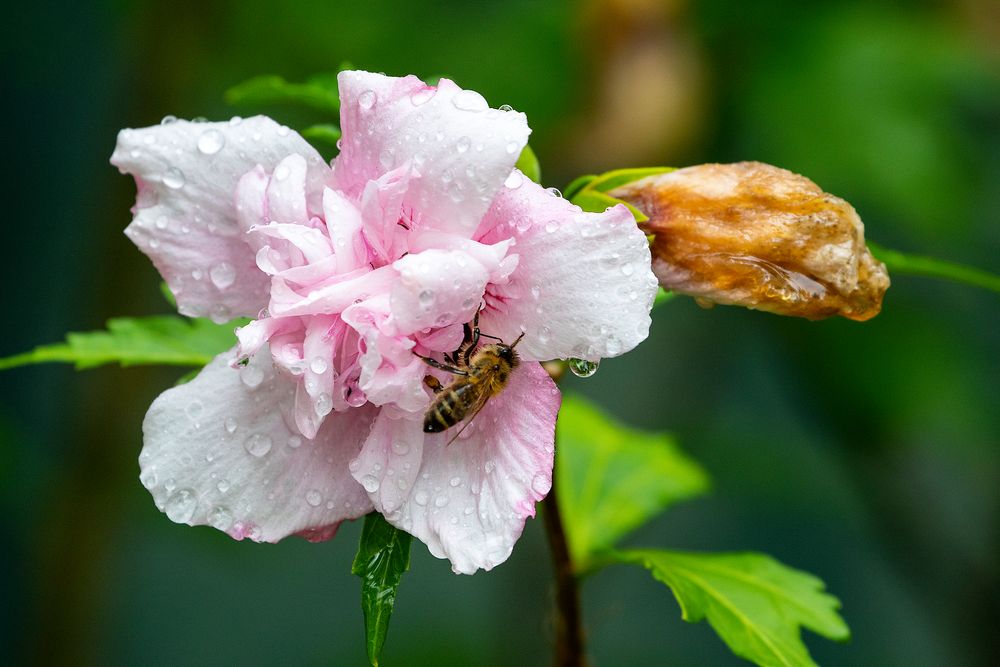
[3, 0, 999, 664]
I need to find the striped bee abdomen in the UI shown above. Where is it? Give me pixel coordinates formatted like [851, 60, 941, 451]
[424, 381, 482, 433]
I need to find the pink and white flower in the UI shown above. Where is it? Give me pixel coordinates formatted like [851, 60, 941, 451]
[112, 71, 657, 574]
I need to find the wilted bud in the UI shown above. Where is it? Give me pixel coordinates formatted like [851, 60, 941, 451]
[610, 162, 890, 321]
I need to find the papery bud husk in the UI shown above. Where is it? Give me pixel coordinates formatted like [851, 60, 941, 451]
[610, 161, 890, 321]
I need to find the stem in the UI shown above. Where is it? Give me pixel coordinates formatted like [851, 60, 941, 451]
[543, 477, 587, 666]
[868, 241, 1000, 294]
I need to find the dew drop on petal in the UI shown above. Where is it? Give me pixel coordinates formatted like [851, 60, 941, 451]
[504, 171, 523, 189]
[209, 262, 236, 289]
[243, 433, 273, 457]
[456, 136, 471, 153]
[434, 495, 449, 508]
[546, 187, 562, 198]
[209, 304, 230, 324]
[358, 90, 376, 110]
[273, 164, 290, 181]
[310, 357, 328, 374]
[140, 469, 158, 489]
[410, 88, 435, 106]
[449, 476, 462, 487]
[418, 289, 435, 308]
[568, 358, 600, 378]
[241, 364, 265, 388]
[161, 114, 177, 124]
[349, 458, 361, 473]
[208, 506, 233, 531]
[217, 479, 231, 493]
[287, 435, 303, 449]
[163, 167, 185, 189]
[414, 490, 429, 505]
[545, 220, 560, 233]
[305, 489, 323, 507]
[531, 474, 551, 495]
[620, 263, 634, 277]
[165, 489, 197, 523]
[392, 440, 410, 456]
[361, 475, 380, 493]
[451, 89, 488, 112]
[224, 417, 238, 434]
[505, 141, 519, 155]
[197, 129, 225, 155]
[314, 393, 333, 417]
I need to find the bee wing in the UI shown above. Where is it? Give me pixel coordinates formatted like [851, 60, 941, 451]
[445, 393, 490, 447]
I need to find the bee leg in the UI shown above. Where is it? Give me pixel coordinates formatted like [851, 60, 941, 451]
[424, 375, 444, 394]
[415, 353, 469, 376]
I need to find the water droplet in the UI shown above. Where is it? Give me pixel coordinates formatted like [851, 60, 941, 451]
[314, 393, 333, 416]
[456, 136, 471, 153]
[410, 88, 435, 106]
[310, 357, 328, 374]
[277, 125, 290, 136]
[305, 489, 323, 506]
[288, 435, 302, 449]
[568, 358, 600, 378]
[451, 89, 488, 112]
[392, 441, 410, 456]
[243, 433, 273, 457]
[545, 220, 559, 233]
[418, 289, 435, 308]
[185, 401, 203, 420]
[349, 458, 361, 472]
[197, 129, 225, 155]
[546, 187, 562, 198]
[449, 476, 461, 487]
[161, 114, 177, 124]
[155, 216, 169, 230]
[358, 89, 376, 110]
[397, 477, 408, 490]
[191, 268, 204, 280]
[241, 364, 265, 388]
[217, 479, 231, 493]
[505, 141, 519, 154]
[229, 116, 243, 126]
[208, 506, 233, 531]
[499, 104, 514, 112]
[620, 263, 634, 276]
[504, 171, 523, 189]
[209, 304, 230, 324]
[224, 417, 238, 434]
[414, 490, 429, 505]
[209, 262, 236, 289]
[140, 469, 158, 489]
[531, 474, 551, 495]
[273, 164, 290, 181]
[165, 488, 197, 523]
[361, 475, 380, 493]
[434, 495, 449, 508]
[163, 167, 185, 189]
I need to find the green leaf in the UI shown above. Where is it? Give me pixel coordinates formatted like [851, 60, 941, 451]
[0, 315, 241, 371]
[571, 189, 648, 223]
[618, 550, 850, 667]
[563, 174, 597, 200]
[556, 395, 709, 571]
[586, 166, 674, 193]
[352, 512, 412, 667]
[301, 123, 342, 148]
[516, 144, 541, 183]
[868, 241, 1000, 294]
[653, 288, 676, 309]
[224, 73, 341, 113]
[159, 281, 177, 309]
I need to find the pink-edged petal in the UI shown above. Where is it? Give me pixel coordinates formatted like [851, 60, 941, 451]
[138, 348, 376, 542]
[323, 187, 367, 274]
[335, 70, 530, 236]
[112, 117, 327, 319]
[355, 362, 561, 574]
[265, 154, 311, 224]
[389, 249, 491, 334]
[478, 176, 658, 361]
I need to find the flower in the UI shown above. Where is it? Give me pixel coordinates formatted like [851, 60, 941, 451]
[611, 162, 890, 321]
[111, 71, 657, 574]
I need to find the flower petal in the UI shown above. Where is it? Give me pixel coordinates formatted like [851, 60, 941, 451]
[354, 362, 560, 574]
[478, 175, 658, 361]
[389, 249, 491, 335]
[335, 70, 531, 236]
[138, 348, 376, 542]
[111, 116, 327, 319]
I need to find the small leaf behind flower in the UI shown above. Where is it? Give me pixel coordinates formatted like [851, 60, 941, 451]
[225, 73, 342, 113]
[617, 549, 850, 667]
[352, 513, 412, 667]
[0, 316, 241, 371]
[301, 123, 343, 148]
[586, 166, 674, 193]
[556, 395, 709, 572]
[516, 144, 541, 183]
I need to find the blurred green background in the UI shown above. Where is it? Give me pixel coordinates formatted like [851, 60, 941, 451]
[3, 0, 998, 664]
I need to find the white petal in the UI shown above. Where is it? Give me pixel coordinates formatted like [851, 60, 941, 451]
[111, 116, 327, 319]
[138, 348, 376, 542]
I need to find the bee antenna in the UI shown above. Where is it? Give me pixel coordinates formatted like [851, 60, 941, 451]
[511, 332, 526, 348]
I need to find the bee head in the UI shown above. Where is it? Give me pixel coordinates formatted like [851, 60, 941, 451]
[496, 332, 525, 366]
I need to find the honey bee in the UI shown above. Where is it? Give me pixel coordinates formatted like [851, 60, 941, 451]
[417, 311, 525, 441]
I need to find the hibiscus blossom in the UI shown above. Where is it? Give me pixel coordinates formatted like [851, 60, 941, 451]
[112, 71, 657, 574]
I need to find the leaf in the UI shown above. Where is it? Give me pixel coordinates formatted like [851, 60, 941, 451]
[556, 395, 709, 571]
[516, 144, 541, 183]
[618, 550, 850, 667]
[571, 189, 648, 223]
[352, 512, 412, 667]
[563, 174, 597, 200]
[0, 315, 241, 371]
[224, 73, 341, 113]
[301, 123, 342, 147]
[586, 166, 674, 193]
[868, 241, 1000, 294]
[653, 288, 676, 309]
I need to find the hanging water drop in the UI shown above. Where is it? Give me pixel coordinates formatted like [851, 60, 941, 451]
[568, 358, 600, 378]
[164, 488, 197, 523]
[358, 90, 376, 110]
[163, 167, 185, 189]
[197, 129, 225, 155]
[209, 262, 236, 289]
[451, 89, 488, 112]
[243, 433, 273, 457]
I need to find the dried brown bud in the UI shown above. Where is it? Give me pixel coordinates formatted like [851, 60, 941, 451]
[610, 162, 890, 321]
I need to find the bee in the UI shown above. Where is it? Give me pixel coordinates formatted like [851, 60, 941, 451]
[417, 311, 525, 441]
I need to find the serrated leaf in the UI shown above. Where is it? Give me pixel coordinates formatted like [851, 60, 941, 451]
[0, 316, 241, 371]
[556, 395, 709, 571]
[587, 166, 675, 193]
[224, 73, 341, 113]
[619, 549, 850, 667]
[301, 123, 342, 147]
[571, 189, 648, 222]
[516, 144, 541, 183]
[352, 512, 412, 667]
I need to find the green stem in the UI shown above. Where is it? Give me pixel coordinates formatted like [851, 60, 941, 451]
[868, 241, 1000, 294]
